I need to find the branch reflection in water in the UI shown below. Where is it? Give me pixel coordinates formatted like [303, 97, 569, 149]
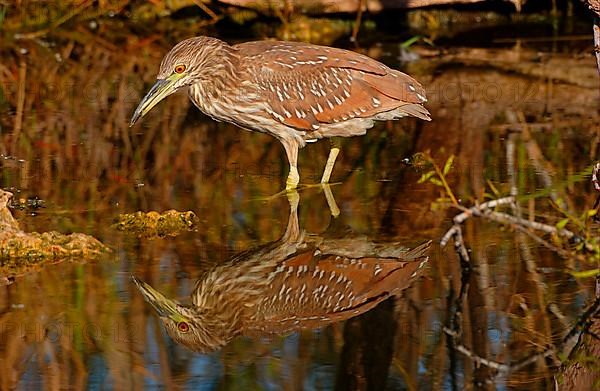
[133, 190, 430, 352]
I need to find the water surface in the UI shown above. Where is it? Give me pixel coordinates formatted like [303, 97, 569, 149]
[0, 12, 598, 390]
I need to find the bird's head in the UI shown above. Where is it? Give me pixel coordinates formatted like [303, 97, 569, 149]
[131, 276, 228, 352]
[129, 36, 233, 127]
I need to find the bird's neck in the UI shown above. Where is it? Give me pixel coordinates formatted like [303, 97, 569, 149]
[197, 43, 240, 94]
[187, 44, 240, 120]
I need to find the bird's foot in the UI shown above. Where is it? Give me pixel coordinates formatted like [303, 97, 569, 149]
[252, 188, 292, 202]
[294, 182, 342, 217]
[252, 189, 299, 208]
[296, 182, 342, 190]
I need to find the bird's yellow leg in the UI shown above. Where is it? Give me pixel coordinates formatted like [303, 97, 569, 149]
[321, 138, 341, 184]
[321, 183, 340, 217]
[282, 139, 300, 190]
[285, 188, 300, 210]
[286, 166, 300, 190]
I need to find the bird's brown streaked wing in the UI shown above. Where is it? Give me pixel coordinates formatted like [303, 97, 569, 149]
[237, 41, 430, 131]
[235, 40, 390, 76]
[251, 249, 429, 331]
[247, 291, 390, 335]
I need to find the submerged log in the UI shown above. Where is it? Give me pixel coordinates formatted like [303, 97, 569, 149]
[434, 47, 599, 89]
[0, 190, 111, 280]
[217, 0, 512, 14]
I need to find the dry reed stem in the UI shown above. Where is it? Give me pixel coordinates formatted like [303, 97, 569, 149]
[593, 163, 600, 191]
[593, 162, 600, 219]
[11, 60, 26, 152]
[191, 0, 220, 21]
[351, 0, 366, 43]
[11, 0, 94, 39]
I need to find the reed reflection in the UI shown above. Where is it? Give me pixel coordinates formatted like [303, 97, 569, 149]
[133, 190, 430, 352]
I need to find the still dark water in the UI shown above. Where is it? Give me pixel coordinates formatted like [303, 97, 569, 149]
[0, 11, 599, 390]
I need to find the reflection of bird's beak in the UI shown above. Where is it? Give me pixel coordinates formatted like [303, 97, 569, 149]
[131, 276, 187, 322]
[129, 73, 183, 127]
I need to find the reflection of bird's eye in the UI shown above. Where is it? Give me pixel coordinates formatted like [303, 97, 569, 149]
[177, 321, 190, 333]
[174, 64, 186, 74]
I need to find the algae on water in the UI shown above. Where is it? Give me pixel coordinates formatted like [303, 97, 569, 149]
[113, 210, 198, 238]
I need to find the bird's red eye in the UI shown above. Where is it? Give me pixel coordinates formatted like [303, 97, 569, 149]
[174, 64, 186, 74]
[177, 321, 190, 333]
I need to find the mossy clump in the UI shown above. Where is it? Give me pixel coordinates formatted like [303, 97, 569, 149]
[0, 189, 111, 279]
[0, 232, 109, 262]
[113, 210, 199, 238]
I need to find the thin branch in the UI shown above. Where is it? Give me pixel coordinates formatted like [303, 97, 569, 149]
[441, 197, 515, 246]
[593, 162, 600, 192]
[444, 297, 600, 374]
[453, 197, 516, 225]
[440, 225, 459, 248]
[452, 224, 471, 267]
[513, 224, 572, 259]
[191, 0, 220, 21]
[483, 210, 575, 240]
[594, 16, 600, 78]
[13, 0, 94, 39]
[592, 163, 600, 219]
[441, 196, 593, 252]
[444, 328, 510, 372]
[11, 60, 26, 152]
[351, 0, 366, 43]
[592, 163, 600, 221]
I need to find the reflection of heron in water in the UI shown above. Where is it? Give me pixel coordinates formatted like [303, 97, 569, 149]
[132, 189, 430, 353]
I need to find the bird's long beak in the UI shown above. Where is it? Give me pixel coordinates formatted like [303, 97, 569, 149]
[131, 276, 188, 322]
[129, 73, 183, 127]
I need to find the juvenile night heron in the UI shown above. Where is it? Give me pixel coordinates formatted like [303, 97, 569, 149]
[130, 36, 431, 189]
[132, 192, 430, 352]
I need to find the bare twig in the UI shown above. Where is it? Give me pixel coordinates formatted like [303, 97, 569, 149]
[588, 0, 600, 78]
[591, 162, 600, 221]
[13, 0, 93, 39]
[452, 225, 471, 266]
[441, 197, 515, 246]
[351, 0, 366, 43]
[440, 225, 459, 248]
[441, 196, 593, 252]
[480, 209, 591, 251]
[593, 163, 600, 192]
[585, 0, 600, 220]
[452, 197, 516, 225]
[506, 133, 520, 218]
[483, 210, 578, 241]
[516, 111, 567, 210]
[440, 198, 516, 271]
[513, 224, 573, 259]
[191, 0, 220, 21]
[444, 296, 600, 375]
[444, 327, 510, 371]
[595, 22, 600, 79]
[11, 60, 26, 151]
